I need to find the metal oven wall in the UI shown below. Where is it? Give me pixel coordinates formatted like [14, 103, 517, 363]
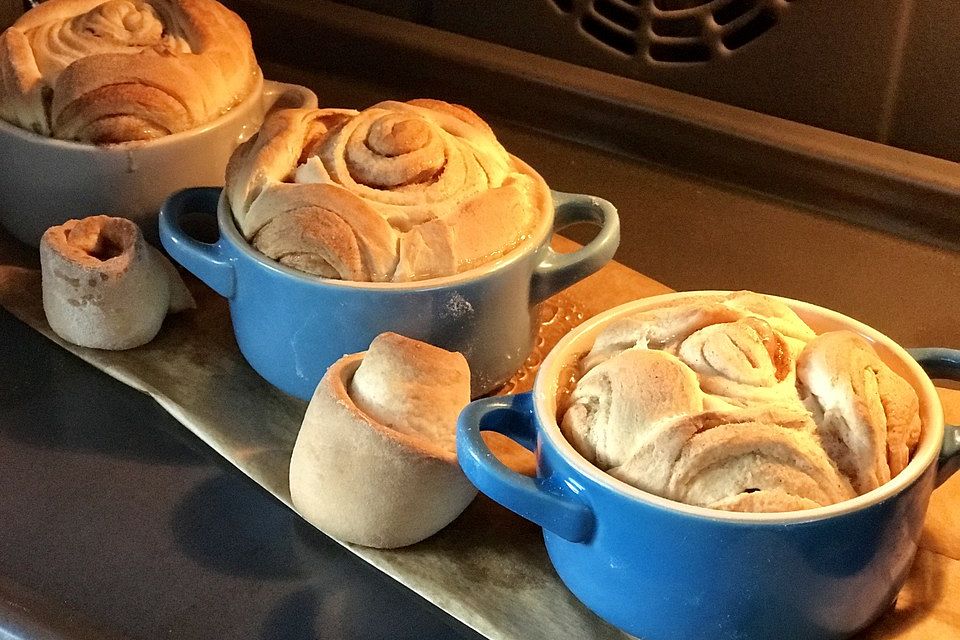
[332, 0, 960, 163]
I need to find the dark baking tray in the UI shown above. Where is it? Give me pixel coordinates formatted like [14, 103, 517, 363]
[2, 3, 959, 638]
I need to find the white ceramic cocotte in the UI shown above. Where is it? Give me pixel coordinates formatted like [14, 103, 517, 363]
[0, 71, 317, 246]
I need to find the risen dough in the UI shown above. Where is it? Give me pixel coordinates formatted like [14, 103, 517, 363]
[797, 331, 922, 494]
[561, 292, 920, 513]
[225, 100, 551, 282]
[0, 0, 257, 142]
[289, 333, 476, 549]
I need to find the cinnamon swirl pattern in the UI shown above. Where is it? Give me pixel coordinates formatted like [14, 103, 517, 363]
[561, 292, 921, 513]
[225, 100, 551, 282]
[0, 0, 257, 143]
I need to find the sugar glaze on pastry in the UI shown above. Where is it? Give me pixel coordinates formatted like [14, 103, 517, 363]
[289, 332, 477, 549]
[40, 215, 194, 349]
[0, 0, 257, 143]
[225, 100, 551, 282]
[561, 292, 922, 513]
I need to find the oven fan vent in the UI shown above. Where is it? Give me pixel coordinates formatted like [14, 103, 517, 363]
[551, 0, 793, 64]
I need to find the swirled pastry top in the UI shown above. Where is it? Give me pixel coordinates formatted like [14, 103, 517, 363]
[560, 292, 922, 513]
[0, 0, 257, 143]
[225, 100, 552, 282]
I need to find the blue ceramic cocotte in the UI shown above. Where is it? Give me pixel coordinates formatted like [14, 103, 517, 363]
[457, 292, 960, 640]
[159, 186, 619, 400]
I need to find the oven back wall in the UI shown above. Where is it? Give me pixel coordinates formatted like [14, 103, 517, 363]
[331, 0, 960, 163]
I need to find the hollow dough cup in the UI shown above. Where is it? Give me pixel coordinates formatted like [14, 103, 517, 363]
[40, 215, 193, 350]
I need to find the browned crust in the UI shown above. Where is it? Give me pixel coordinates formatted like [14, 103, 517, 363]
[404, 98, 495, 137]
[1, 0, 257, 143]
[226, 99, 552, 282]
[225, 108, 356, 223]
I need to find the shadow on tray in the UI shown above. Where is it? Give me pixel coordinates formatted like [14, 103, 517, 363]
[0, 307, 207, 466]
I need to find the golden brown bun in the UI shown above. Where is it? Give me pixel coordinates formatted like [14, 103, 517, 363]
[225, 100, 552, 282]
[0, 0, 257, 143]
[562, 292, 920, 513]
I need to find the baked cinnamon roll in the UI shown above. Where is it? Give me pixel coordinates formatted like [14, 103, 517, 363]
[226, 100, 551, 282]
[561, 292, 921, 513]
[0, 0, 256, 143]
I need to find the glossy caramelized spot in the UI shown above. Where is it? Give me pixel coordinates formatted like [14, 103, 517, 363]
[742, 317, 791, 382]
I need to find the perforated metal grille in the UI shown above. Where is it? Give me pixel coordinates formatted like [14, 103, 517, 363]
[552, 0, 793, 64]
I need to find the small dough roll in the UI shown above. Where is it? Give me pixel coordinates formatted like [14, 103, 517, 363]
[289, 332, 477, 549]
[40, 215, 194, 349]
